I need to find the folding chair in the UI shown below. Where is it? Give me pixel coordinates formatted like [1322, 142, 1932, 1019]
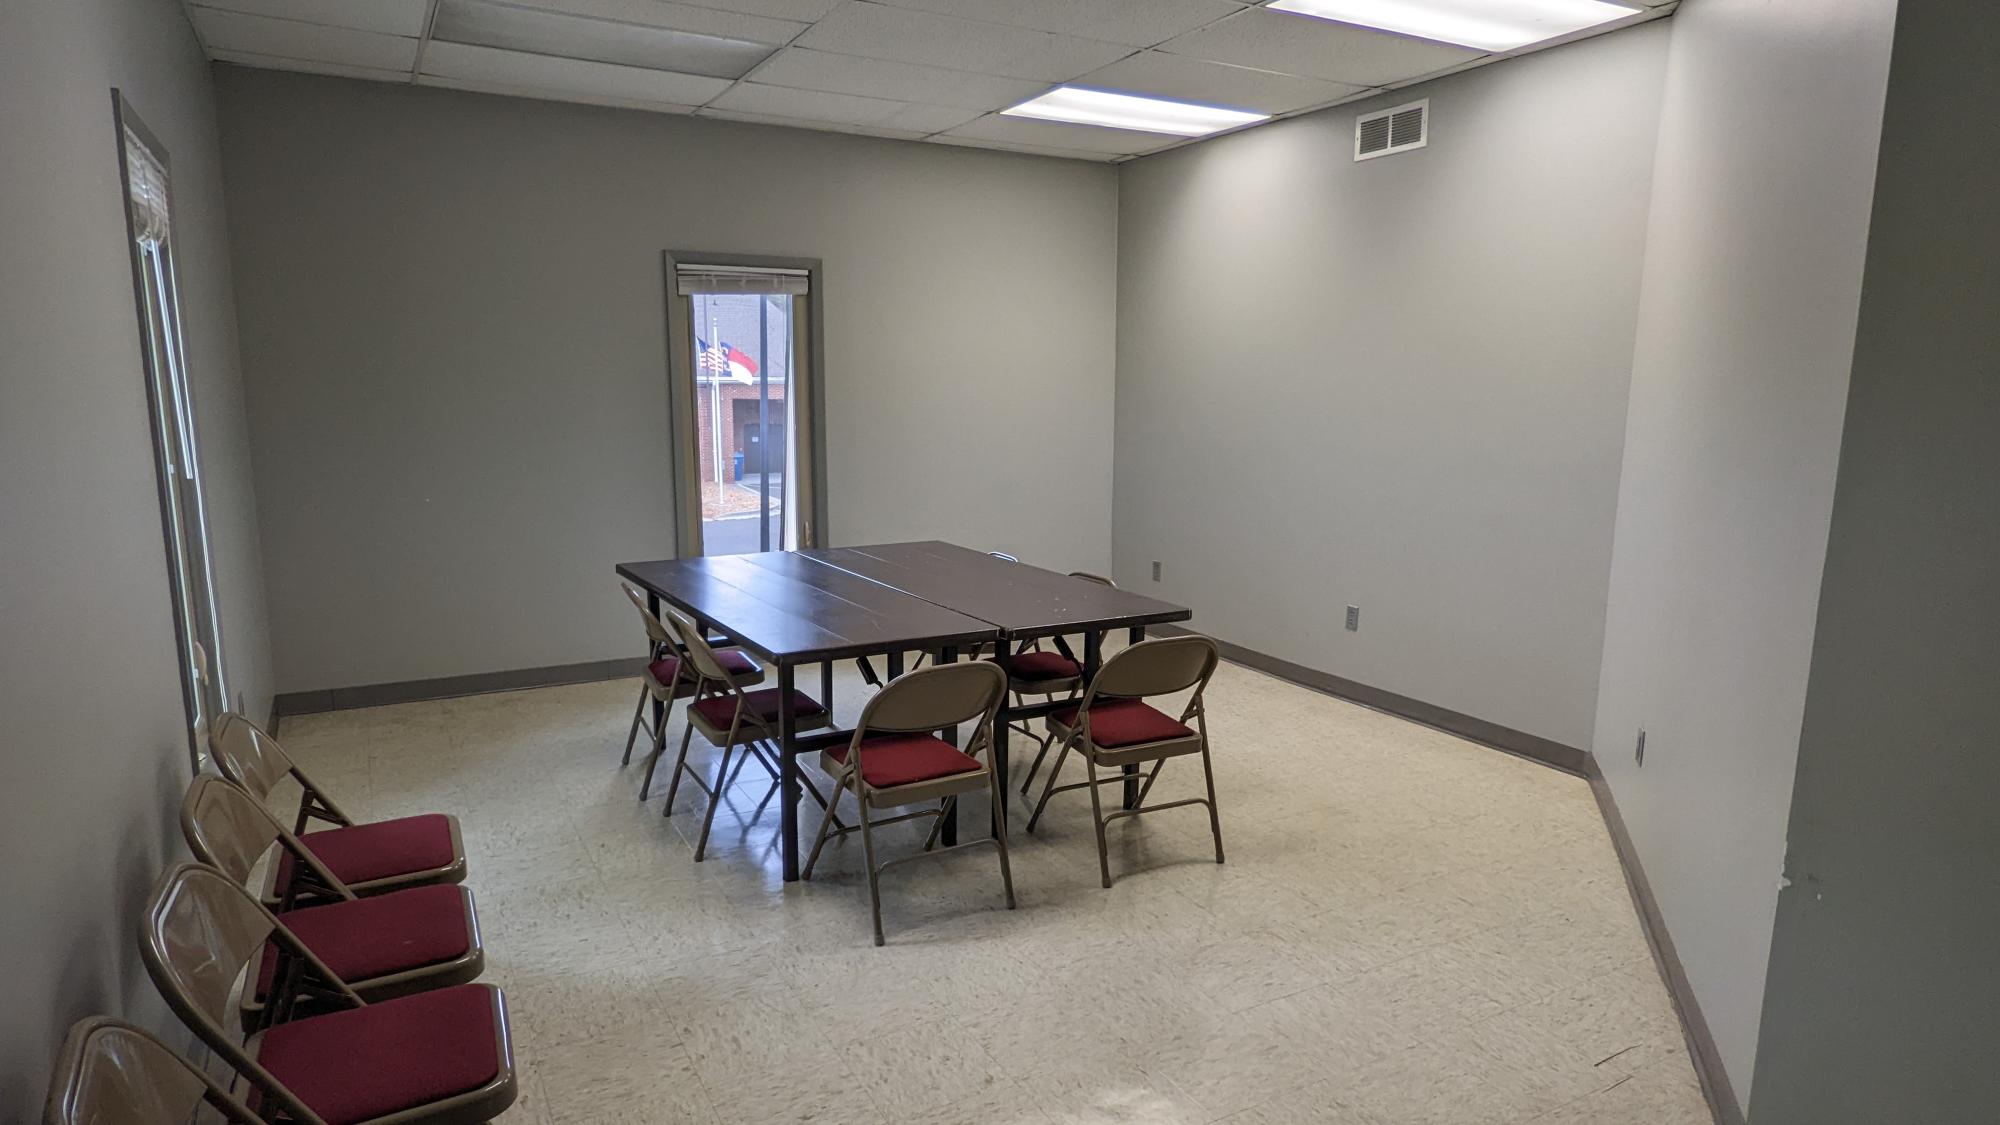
[210, 712, 466, 900]
[181, 775, 484, 1015]
[44, 1016, 266, 1125]
[1009, 571, 1121, 796]
[617, 582, 763, 788]
[1026, 635, 1225, 888]
[657, 608, 837, 860]
[140, 863, 517, 1125]
[803, 660, 1016, 945]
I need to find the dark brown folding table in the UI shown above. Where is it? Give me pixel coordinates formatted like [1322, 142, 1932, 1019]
[802, 541, 1193, 810]
[616, 551, 998, 882]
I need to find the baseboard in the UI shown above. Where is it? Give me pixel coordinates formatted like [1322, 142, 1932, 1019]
[1585, 764, 1746, 1125]
[1151, 623, 1589, 776]
[271, 656, 648, 720]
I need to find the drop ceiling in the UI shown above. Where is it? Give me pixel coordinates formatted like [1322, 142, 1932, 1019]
[182, 0, 1676, 162]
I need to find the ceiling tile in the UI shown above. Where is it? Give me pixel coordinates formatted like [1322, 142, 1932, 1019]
[927, 134, 1118, 162]
[419, 72, 701, 113]
[1157, 7, 1479, 86]
[745, 47, 1044, 110]
[192, 0, 430, 37]
[881, 101, 983, 133]
[675, 0, 844, 18]
[1075, 50, 1364, 114]
[192, 8, 420, 70]
[501, 0, 808, 46]
[209, 48, 414, 82]
[420, 41, 733, 104]
[697, 107, 926, 139]
[708, 81, 905, 125]
[942, 112, 1174, 155]
[796, 2, 1133, 82]
[870, 0, 1246, 48]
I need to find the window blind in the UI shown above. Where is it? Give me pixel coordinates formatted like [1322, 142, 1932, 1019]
[123, 127, 171, 244]
[675, 264, 809, 297]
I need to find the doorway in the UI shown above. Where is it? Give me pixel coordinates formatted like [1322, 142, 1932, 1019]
[664, 255, 825, 556]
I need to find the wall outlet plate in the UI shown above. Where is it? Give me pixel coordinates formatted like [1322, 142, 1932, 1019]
[1635, 728, 1647, 767]
[1151, 561, 1162, 581]
[1345, 605, 1360, 631]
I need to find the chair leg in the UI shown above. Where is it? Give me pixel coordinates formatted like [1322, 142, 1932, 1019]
[1025, 737, 1076, 833]
[988, 770, 1017, 910]
[1018, 729, 1056, 796]
[638, 701, 670, 800]
[621, 682, 649, 765]
[1084, 755, 1113, 889]
[658, 715, 697, 811]
[1133, 758, 1168, 806]
[803, 780, 844, 880]
[858, 795, 885, 946]
[1197, 742, 1225, 865]
[692, 743, 735, 862]
[921, 797, 955, 852]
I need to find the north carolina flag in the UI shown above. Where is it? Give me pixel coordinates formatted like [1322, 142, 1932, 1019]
[697, 337, 759, 382]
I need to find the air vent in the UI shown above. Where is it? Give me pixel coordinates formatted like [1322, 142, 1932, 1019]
[1355, 99, 1428, 161]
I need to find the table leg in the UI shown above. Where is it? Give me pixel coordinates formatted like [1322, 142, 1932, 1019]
[887, 651, 905, 680]
[778, 662, 800, 882]
[821, 660, 834, 710]
[937, 646, 959, 847]
[990, 647, 1011, 824]
[1124, 626, 1145, 809]
[646, 593, 665, 738]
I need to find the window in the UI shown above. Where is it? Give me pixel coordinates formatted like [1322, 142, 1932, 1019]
[115, 92, 229, 768]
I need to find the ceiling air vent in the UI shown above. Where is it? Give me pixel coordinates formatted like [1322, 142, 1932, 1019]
[1355, 99, 1428, 161]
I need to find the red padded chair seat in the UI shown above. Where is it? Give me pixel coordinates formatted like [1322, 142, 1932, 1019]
[996, 650, 1082, 681]
[258, 884, 471, 997]
[689, 689, 827, 729]
[1052, 699, 1195, 749]
[292, 814, 457, 886]
[649, 649, 758, 685]
[827, 733, 982, 789]
[256, 984, 502, 1125]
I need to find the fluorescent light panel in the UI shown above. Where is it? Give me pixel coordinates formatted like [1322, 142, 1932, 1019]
[1265, 0, 1638, 52]
[430, 0, 774, 80]
[1001, 87, 1267, 137]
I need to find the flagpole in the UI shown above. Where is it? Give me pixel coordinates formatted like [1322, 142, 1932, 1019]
[708, 307, 724, 502]
[758, 292, 771, 552]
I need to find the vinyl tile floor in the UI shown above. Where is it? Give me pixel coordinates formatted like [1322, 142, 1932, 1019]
[272, 654, 1711, 1125]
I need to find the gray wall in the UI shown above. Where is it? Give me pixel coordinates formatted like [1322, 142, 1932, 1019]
[1750, 0, 1998, 1118]
[0, 0, 273, 1117]
[1112, 26, 1670, 751]
[1589, 0, 1896, 1104]
[214, 68, 1118, 696]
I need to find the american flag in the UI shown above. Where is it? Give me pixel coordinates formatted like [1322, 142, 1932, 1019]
[697, 337, 758, 382]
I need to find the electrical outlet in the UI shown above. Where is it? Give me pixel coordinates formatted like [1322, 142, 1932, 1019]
[1345, 605, 1360, 631]
[1151, 561, 1162, 582]
[1635, 728, 1647, 768]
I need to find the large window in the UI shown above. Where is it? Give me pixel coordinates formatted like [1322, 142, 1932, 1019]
[115, 93, 228, 767]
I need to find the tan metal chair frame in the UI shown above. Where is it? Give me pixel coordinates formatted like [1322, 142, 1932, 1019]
[180, 776, 485, 1010]
[139, 863, 515, 1125]
[210, 712, 467, 897]
[657, 608, 836, 860]
[45, 1015, 267, 1125]
[618, 582, 766, 800]
[802, 660, 1016, 945]
[1025, 634, 1225, 888]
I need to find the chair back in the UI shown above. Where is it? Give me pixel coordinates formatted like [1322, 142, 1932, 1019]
[621, 582, 677, 648]
[44, 1016, 264, 1125]
[1089, 635, 1219, 704]
[660, 608, 741, 684]
[208, 713, 295, 801]
[180, 776, 352, 900]
[1066, 571, 1117, 588]
[857, 660, 1007, 736]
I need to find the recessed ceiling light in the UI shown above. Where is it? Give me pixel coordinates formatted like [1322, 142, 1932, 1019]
[1000, 87, 1268, 137]
[430, 0, 774, 80]
[1265, 0, 1639, 53]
